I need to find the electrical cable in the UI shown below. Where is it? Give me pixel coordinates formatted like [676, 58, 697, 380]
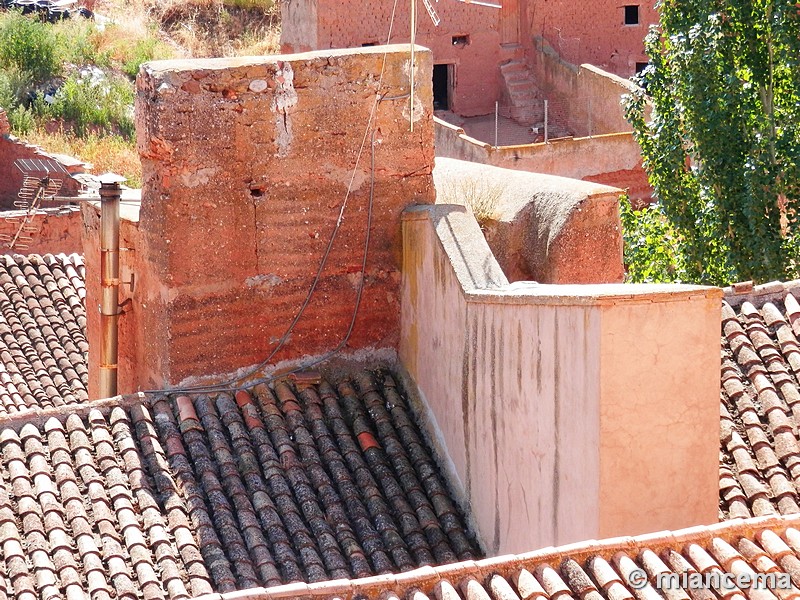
[142, 0, 401, 397]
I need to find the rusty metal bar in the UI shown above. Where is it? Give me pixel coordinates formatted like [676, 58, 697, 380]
[98, 175, 123, 398]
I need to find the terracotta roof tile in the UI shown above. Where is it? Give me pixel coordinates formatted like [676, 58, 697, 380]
[231, 516, 800, 600]
[0, 254, 87, 415]
[721, 288, 800, 518]
[0, 370, 478, 599]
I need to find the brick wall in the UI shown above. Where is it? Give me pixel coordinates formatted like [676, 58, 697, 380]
[0, 208, 83, 255]
[124, 45, 434, 389]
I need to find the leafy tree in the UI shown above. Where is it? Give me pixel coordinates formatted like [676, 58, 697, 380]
[620, 197, 689, 283]
[624, 0, 800, 284]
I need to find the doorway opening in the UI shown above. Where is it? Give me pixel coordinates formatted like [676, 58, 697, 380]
[433, 63, 452, 111]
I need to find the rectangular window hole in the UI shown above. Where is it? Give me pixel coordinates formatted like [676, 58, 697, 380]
[624, 5, 640, 25]
[452, 35, 469, 47]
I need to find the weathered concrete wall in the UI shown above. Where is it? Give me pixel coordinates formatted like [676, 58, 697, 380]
[529, 0, 659, 78]
[435, 118, 652, 204]
[281, 1, 512, 117]
[0, 109, 84, 209]
[129, 46, 434, 389]
[597, 296, 722, 539]
[0, 207, 83, 255]
[434, 158, 624, 284]
[529, 38, 639, 137]
[400, 203, 721, 554]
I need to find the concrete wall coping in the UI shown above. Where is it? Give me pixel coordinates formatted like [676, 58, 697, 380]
[143, 43, 431, 75]
[403, 204, 722, 306]
[468, 282, 722, 306]
[404, 204, 508, 292]
[579, 62, 640, 92]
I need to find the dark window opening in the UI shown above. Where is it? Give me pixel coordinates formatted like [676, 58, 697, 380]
[452, 35, 469, 47]
[624, 5, 640, 25]
[635, 62, 649, 73]
[433, 64, 451, 111]
[362, 41, 378, 47]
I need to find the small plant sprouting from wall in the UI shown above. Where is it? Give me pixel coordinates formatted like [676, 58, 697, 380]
[439, 176, 505, 226]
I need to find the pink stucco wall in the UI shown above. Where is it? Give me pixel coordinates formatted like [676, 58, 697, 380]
[598, 298, 722, 538]
[435, 120, 653, 204]
[400, 203, 721, 554]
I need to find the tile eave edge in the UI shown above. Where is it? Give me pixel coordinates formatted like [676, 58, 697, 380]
[0, 392, 147, 432]
[199, 515, 800, 600]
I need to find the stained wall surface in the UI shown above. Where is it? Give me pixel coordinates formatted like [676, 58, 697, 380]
[400, 204, 721, 554]
[128, 46, 434, 389]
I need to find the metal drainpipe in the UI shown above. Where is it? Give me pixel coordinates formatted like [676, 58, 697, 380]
[98, 174, 124, 398]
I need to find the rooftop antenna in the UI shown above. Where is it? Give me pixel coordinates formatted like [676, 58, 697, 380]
[3, 161, 126, 398]
[1, 158, 69, 251]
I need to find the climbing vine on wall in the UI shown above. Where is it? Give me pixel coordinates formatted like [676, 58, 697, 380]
[624, 0, 800, 285]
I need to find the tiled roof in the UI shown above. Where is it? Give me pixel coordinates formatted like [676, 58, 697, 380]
[0, 370, 478, 600]
[720, 281, 800, 519]
[190, 514, 800, 600]
[0, 254, 88, 414]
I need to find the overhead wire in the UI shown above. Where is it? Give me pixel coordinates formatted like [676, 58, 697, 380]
[142, 0, 403, 397]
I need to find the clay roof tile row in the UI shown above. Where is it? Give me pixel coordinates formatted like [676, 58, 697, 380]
[0, 254, 87, 415]
[720, 283, 800, 518]
[0, 371, 478, 600]
[187, 515, 800, 600]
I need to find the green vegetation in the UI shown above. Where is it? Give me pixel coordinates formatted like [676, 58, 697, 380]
[624, 0, 800, 285]
[620, 197, 688, 283]
[0, 9, 149, 142]
[0, 10, 60, 80]
[0, 0, 280, 185]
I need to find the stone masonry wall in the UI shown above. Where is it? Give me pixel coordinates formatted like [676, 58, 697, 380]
[131, 46, 434, 389]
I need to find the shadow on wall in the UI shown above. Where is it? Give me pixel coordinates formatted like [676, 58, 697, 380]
[433, 157, 624, 284]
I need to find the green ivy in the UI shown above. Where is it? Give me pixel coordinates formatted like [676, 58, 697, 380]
[624, 0, 800, 285]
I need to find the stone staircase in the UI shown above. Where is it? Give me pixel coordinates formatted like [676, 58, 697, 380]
[499, 60, 543, 127]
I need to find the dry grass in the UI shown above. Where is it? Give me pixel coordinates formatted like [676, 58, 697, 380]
[6, 0, 281, 191]
[24, 127, 142, 188]
[94, 0, 280, 59]
[439, 177, 505, 226]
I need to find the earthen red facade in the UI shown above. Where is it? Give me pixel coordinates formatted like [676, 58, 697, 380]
[281, 0, 658, 117]
[84, 46, 435, 392]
